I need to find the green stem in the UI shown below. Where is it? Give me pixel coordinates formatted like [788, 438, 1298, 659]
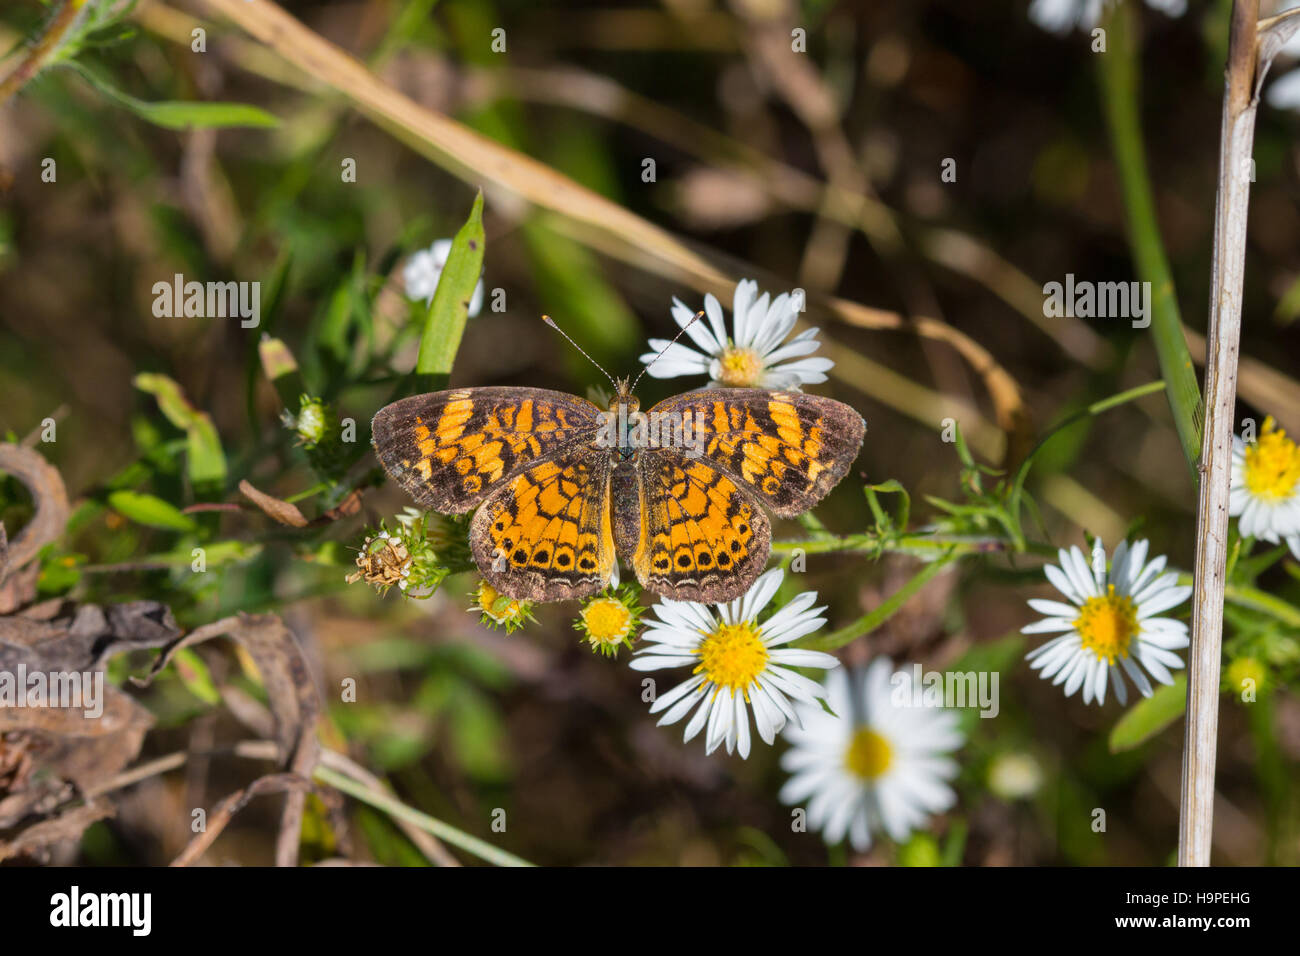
[798, 551, 959, 651]
[772, 533, 1025, 560]
[315, 764, 533, 867]
[1096, 2, 1203, 476]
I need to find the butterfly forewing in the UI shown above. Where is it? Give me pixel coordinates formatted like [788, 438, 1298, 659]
[643, 389, 865, 517]
[371, 386, 601, 513]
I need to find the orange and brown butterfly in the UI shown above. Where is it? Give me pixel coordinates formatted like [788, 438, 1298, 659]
[370, 324, 865, 604]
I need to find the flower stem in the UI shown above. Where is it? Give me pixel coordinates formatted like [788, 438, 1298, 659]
[0, 0, 88, 106]
[1096, 2, 1204, 476]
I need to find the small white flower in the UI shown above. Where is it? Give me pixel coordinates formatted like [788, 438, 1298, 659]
[629, 568, 838, 758]
[987, 751, 1044, 801]
[1028, 0, 1185, 35]
[1230, 417, 1300, 553]
[779, 660, 963, 853]
[402, 239, 485, 316]
[638, 279, 833, 389]
[1023, 538, 1191, 706]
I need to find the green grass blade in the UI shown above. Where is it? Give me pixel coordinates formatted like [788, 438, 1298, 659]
[65, 61, 279, 130]
[1096, 4, 1202, 476]
[414, 190, 485, 392]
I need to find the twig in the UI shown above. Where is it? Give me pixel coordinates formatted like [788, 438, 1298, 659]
[0, 0, 88, 106]
[1179, 0, 1260, 868]
[89, 741, 464, 867]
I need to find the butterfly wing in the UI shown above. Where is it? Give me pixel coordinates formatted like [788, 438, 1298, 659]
[619, 450, 771, 603]
[371, 387, 601, 514]
[470, 445, 616, 602]
[643, 388, 865, 517]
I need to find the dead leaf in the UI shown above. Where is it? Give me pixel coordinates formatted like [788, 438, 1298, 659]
[0, 443, 70, 609]
[239, 479, 309, 527]
[0, 799, 114, 863]
[0, 602, 180, 837]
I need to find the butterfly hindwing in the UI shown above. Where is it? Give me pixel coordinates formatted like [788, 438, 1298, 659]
[470, 446, 616, 601]
[371, 386, 601, 513]
[644, 388, 865, 517]
[621, 450, 770, 603]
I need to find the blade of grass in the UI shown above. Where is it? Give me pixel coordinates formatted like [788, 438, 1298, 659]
[414, 190, 484, 393]
[314, 764, 532, 867]
[64, 60, 279, 129]
[1096, 3, 1203, 477]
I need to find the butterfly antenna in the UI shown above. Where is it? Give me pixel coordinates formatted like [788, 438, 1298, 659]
[542, 315, 619, 391]
[630, 310, 704, 393]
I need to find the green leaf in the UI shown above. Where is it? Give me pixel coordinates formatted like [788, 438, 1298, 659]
[1108, 673, 1187, 753]
[414, 190, 485, 391]
[257, 336, 306, 410]
[865, 479, 910, 531]
[172, 648, 222, 705]
[64, 61, 279, 130]
[107, 490, 196, 532]
[134, 373, 227, 497]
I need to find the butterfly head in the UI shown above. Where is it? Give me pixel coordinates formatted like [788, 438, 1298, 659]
[611, 377, 640, 414]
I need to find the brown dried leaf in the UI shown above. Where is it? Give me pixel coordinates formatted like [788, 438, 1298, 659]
[0, 602, 180, 829]
[0, 444, 70, 608]
[0, 798, 114, 863]
[239, 479, 309, 527]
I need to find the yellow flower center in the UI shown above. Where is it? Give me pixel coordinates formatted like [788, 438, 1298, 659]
[717, 347, 763, 387]
[693, 622, 768, 699]
[581, 598, 633, 644]
[477, 581, 522, 623]
[845, 727, 893, 781]
[1074, 584, 1138, 664]
[1243, 417, 1300, 502]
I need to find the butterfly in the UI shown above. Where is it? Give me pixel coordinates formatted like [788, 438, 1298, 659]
[371, 376, 865, 604]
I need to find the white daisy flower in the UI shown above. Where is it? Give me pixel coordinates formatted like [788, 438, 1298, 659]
[638, 279, 833, 389]
[1023, 538, 1191, 707]
[779, 660, 963, 853]
[1230, 416, 1300, 547]
[402, 239, 485, 316]
[1028, 0, 1185, 35]
[629, 568, 838, 758]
